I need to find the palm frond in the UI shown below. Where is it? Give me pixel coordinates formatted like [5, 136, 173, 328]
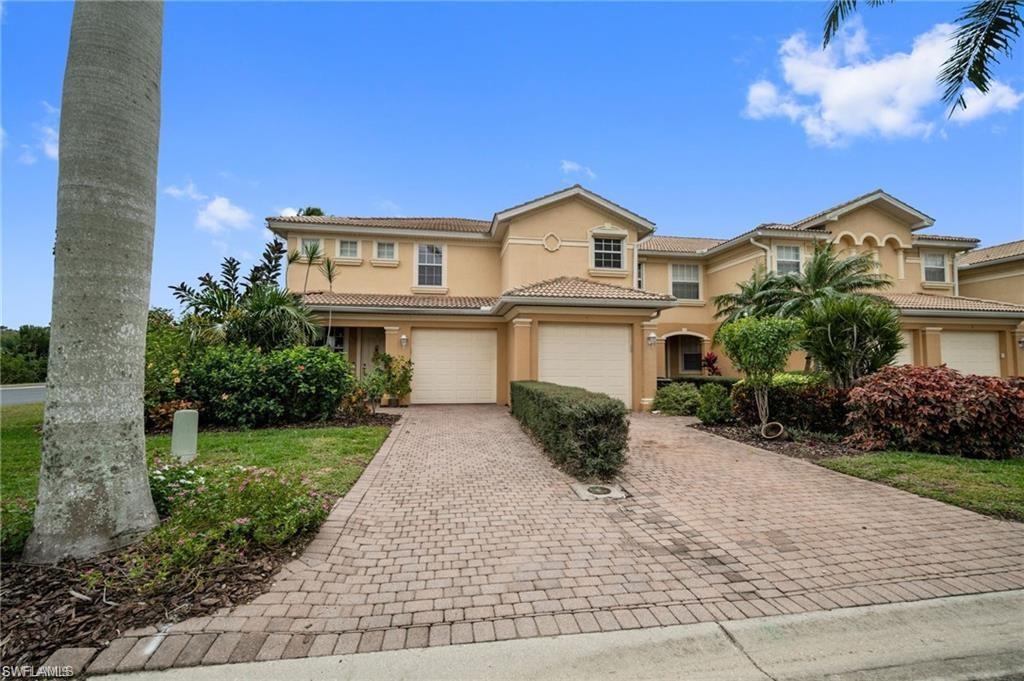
[940, 0, 1022, 112]
[823, 0, 891, 47]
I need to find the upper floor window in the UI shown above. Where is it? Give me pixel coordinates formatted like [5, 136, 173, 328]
[593, 238, 624, 269]
[923, 252, 947, 282]
[417, 244, 444, 286]
[776, 245, 801, 275]
[376, 242, 396, 260]
[671, 264, 700, 299]
[300, 237, 323, 259]
[337, 240, 359, 258]
[637, 262, 645, 290]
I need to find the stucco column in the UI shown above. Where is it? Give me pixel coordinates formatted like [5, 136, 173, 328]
[1011, 325, 1024, 376]
[655, 337, 666, 378]
[510, 318, 533, 383]
[641, 321, 659, 411]
[921, 327, 942, 367]
[700, 337, 712, 375]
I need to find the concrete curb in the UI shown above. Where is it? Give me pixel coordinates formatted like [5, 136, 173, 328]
[95, 589, 1024, 680]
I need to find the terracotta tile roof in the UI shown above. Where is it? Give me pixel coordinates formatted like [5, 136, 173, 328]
[959, 238, 1024, 266]
[877, 292, 1024, 314]
[639, 236, 726, 253]
[503, 276, 674, 301]
[269, 216, 490, 233]
[495, 184, 655, 228]
[302, 292, 497, 309]
[912, 233, 979, 243]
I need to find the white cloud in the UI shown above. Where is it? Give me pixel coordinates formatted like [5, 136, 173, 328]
[560, 159, 597, 179]
[196, 196, 253, 233]
[164, 178, 208, 201]
[33, 101, 60, 160]
[745, 20, 1023, 146]
[276, 206, 299, 217]
[17, 144, 37, 165]
[950, 81, 1024, 124]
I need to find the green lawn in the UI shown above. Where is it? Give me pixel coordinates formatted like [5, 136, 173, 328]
[1, 404, 390, 553]
[821, 451, 1024, 522]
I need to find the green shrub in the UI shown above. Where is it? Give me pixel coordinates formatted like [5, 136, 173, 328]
[0, 500, 34, 560]
[653, 382, 701, 415]
[697, 383, 732, 424]
[658, 375, 740, 390]
[801, 296, 903, 389]
[1, 324, 49, 384]
[510, 381, 628, 480]
[181, 345, 354, 428]
[732, 373, 848, 433]
[145, 324, 194, 417]
[717, 317, 803, 426]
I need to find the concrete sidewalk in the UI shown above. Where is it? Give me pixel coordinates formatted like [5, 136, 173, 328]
[99, 590, 1024, 680]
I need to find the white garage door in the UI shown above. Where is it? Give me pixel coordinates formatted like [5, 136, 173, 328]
[410, 329, 497, 404]
[538, 323, 631, 405]
[893, 330, 914, 365]
[941, 331, 1001, 376]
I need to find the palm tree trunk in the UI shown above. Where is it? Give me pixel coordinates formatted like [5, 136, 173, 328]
[23, 1, 163, 563]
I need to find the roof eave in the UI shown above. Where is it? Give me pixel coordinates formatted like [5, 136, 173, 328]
[898, 308, 1024, 319]
[266, 220, 493, 241]
[796, 191, 935, 231]
[493, 295, 674, 315]
[306, 304, 496, 315]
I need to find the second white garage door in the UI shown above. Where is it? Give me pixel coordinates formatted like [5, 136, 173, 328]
[410, 329, 497, 404]
[941, 330, 1001, 376]
[538, 323, 631, 405]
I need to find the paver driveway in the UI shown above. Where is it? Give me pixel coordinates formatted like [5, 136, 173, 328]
[90, 406, 1024, 673]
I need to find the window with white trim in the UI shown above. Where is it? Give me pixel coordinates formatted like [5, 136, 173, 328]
[299, 237, 322, 259]
[337, 240, 359, 258]
[671, 263, 700, 299]
[776, 245, 801, 275]
[376, 242, 395, 260]
[923, 252, 947, 282]
[417, 244, 443, 286]
[637, 262, 645, 290]
[593, 237, 623, 269]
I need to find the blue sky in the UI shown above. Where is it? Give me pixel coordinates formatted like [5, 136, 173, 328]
[3, 1, 1022, 327]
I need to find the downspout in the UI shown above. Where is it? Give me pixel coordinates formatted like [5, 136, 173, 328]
[953, 250, 964, 297]
[750, 237, 771, 271]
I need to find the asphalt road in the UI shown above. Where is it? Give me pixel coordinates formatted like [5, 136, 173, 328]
[0, 383, 46, 406]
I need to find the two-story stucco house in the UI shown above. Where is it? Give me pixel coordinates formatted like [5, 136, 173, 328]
[268, 185, 1024, 410]
[958, 239, 1024, 305]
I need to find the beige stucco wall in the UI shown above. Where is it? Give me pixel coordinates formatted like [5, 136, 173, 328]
[498, 199, 641, 291]
[958, 260, 1024, 304]
[284, 235, 501, 297]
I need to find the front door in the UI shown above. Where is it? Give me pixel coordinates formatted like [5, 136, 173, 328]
[359, 328, 385, 377]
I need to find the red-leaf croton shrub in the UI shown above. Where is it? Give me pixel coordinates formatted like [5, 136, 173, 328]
[732, 373, 849, 433]
[844, 365, 1024, 459]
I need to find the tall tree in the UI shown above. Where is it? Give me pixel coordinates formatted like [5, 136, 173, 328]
[24, 2, 163, 563]
[824, 0, 1022, 113]
[711, 265, 790, 325]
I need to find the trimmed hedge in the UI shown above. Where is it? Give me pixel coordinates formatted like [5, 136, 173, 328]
[845, 365, 1024, 460]
[510, 381, 628, 480]
[697, 383, 732, 424]
[732, 373, 849, 433]
[653, 382, 701, 415]
[657, 375, 740, 390]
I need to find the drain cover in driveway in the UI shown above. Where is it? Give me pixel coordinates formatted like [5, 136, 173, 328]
[571, 482, 628, 500]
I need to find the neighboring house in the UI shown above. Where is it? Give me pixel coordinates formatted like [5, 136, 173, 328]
[268, 185, 1024, 410]
[958, 239, 1024, 305]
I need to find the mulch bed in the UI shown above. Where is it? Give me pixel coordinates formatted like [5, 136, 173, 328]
[0, 536, 309, 669]
[693, 423, 858, 462]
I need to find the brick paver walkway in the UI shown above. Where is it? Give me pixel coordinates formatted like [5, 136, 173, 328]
[83, 406, 1024, 674]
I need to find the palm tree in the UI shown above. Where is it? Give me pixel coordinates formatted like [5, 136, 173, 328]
[801, 296, 904, 389]
[299, 240, 322, 294]
[24, 2, 163, 562]
[171, 241, 318, 350]
[319, 256, 338, 345]
[712, 265, 790, 324]
[824, 0, 1022, 113]
[775, 242, 892, 319]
